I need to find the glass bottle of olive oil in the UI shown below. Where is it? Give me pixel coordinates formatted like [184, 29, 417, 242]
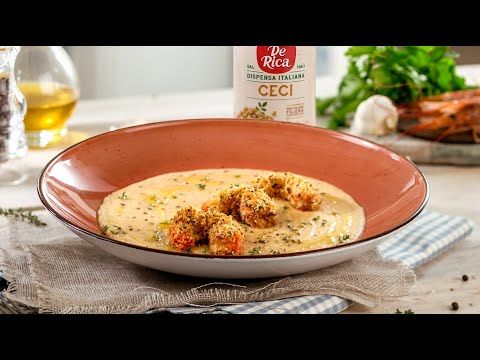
[15, 46, 79, 148]
[19, 82, 77, 145]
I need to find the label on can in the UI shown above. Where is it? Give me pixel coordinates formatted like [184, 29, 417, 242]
[234, 46, 316, 125]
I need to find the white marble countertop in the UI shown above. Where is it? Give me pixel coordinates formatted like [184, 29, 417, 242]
[1, 80, 479, 314]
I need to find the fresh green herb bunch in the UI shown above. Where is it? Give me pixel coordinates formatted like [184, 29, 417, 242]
[317, 46, 473, 129]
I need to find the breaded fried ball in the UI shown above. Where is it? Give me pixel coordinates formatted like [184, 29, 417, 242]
[168, 206, 206, 252]
[254, 172, 322, 211]
[168, 207, 244, 255]
[208, 220, 244, 256]
[202, 185, 277, 228]
[238, 187, 277, 228]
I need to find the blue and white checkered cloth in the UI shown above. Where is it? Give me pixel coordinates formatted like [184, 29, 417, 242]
[158, 210, 474, 314]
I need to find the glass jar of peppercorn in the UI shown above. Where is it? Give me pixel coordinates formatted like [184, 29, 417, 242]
[0, 46, 28, 185]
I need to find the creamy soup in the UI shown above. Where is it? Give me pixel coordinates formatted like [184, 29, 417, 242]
[97, 169, 365, 255]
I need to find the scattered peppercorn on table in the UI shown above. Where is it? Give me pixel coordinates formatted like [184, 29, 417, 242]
[1, 82, 479, 314]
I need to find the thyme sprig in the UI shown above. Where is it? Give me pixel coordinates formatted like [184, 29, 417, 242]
[394, 309, 414, 314]
[0, 207, 47, 227]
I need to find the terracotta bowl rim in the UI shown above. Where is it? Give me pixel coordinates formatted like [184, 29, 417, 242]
[37, 118, 430, 259]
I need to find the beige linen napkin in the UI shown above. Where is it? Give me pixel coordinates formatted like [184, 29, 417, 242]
[0, 211, 415, 314]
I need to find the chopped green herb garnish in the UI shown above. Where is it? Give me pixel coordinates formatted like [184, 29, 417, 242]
[234, 174, 241, 178]
[338, 234, 351, 244]
[100, 225, 109, 234]
[321, 219, 327, 226]
[331, 211, 338, 216]
[312, 216, 320, 221]
[249, 247, 261, 255]
[197, 183, 206, 190]
[110, 225, 127, 235]
[118, 192, 128, 200]
[283, 205, 289, 211]
[282, 235, 301, 244]
[270, 250, 281, 255]
[172, 195, 178, 199]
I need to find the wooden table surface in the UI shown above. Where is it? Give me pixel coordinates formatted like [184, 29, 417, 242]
[345, 165, 480, 314]
[1, 86, 478, 314]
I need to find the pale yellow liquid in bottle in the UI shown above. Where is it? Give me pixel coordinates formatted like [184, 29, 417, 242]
[20, 82, 77, 148]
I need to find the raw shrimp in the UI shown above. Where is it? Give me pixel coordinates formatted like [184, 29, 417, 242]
[397, 89, 480, 143]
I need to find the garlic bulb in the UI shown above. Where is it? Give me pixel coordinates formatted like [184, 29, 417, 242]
[350, 95, 399, 136]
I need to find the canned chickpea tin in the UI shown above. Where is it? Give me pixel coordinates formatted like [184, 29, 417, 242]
[234, 46, 316, 125]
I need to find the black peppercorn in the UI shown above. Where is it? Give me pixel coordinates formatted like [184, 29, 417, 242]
[462, 274, 469, 281]
[452, 302, 459, 311]
[0, 76, 11, 156]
